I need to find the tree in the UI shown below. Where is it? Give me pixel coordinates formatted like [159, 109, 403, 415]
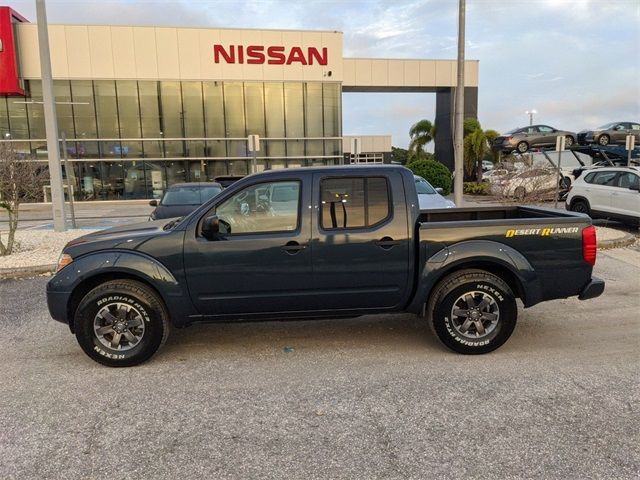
[484, 129, 500, 164]
[408, 119, 436, 160]
[391, 146, 409, 165]
[0, 143, 48, 256]
[462, 120, 497, 182]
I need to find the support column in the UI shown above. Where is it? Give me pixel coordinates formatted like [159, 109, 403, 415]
[434, 87, 478, 171]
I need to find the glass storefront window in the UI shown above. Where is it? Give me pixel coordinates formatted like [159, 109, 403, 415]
[284, 83, 304, 156]
[323, 83, 341, 137]
[94, 80, 120, 158]
[203, 81, 226, 157]
[305, 83, 323, 156]
[244, 82, 265, 138]
[116, 80, 142, 158]
[182, 81, 205, 157]
[223, 82, 245, 138]
[138, 81, 162, 158]
[71, 80, 99, 159]
[159, 81, 185, 157]
[264, 83, 285, 157]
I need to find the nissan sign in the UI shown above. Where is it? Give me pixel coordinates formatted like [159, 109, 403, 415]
[213, 44, 328, 66]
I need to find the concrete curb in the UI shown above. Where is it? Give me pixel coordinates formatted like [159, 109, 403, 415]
[0, 263, 56, 280]
[597, 232, 637, 250]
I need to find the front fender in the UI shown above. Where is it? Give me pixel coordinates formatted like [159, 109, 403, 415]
[407, 240, 543, 313]
[47, 250, 194, 325]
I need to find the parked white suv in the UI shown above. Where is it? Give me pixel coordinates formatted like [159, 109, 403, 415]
[566, 166, 640, 227]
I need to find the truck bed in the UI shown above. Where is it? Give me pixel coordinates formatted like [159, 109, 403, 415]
[419, 205, 579, 223]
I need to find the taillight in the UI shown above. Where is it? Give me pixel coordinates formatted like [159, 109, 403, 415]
[582, 225, 597, 266]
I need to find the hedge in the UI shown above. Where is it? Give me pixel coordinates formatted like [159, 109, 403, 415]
[406, 159, 452, 195]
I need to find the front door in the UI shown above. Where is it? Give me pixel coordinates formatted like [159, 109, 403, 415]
[611, 171, 640, 218]
[309, 171, 410, 311]
[183, 175, 313, 316]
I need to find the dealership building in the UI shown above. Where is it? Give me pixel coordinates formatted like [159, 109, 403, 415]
[0, 6, 478, 200]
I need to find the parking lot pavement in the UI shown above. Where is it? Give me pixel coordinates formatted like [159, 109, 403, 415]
[1, 251, 638, 479]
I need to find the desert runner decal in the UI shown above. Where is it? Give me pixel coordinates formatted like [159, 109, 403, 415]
[505, 227, 580, 238]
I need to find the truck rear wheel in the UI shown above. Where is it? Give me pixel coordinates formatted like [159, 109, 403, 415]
[74, 279, 170, 367]
[428, 269, 517, 354]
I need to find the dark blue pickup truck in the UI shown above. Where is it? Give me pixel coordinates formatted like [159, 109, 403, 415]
[47, 165, 604, 366]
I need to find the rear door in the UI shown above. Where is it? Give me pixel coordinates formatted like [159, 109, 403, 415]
[537, 125, 556, 146]
[586, 170, 619, 212]
[611, 171, 640, 219]
[309, 171, 411, 310]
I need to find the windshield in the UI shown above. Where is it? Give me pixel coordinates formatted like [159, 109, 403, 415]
[504, 127, 521, 135]
[161, 185, 222, 206]
[597, 122, 617, 129]
[414, 177, 437, 194]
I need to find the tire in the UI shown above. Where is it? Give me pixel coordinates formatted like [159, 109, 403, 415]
[74, 279, 170, 367]
[428, 269, 518, 355]
[516, 141, 529, 154]
[565, 136, 574, 148]
[598, 134, 610, 146]
[570, 199, 590, 215]
[514, 186, 526, 200]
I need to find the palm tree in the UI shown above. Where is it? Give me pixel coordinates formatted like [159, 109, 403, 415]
[463, 120, 494, 181]
[408, 119, 436, 160]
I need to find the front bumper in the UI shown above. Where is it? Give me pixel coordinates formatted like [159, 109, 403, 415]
[46, 279, 72, 325]
[578, 276, 605, 300]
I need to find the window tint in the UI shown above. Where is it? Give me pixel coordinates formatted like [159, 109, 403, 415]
[538, 126, 554, 133]
[617, 172, 639, 189]
[583, 172, 597, 184]
[591, 171, 618, 186]
[162, 185, 221, 205]
[320, 177, 390, 230]
[215, 181, 300, 235]
[415, 177, 436, 194]
[630, 124, 640, 131]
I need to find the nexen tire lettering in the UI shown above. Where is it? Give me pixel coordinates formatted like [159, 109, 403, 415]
[444, 316, 490, 347]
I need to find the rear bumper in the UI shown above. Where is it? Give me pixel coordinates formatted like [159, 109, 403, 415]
[578, 276, 605, 300]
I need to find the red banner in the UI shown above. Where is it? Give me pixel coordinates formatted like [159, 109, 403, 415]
[0, 7, 26, 96]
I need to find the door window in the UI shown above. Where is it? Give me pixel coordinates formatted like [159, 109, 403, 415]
[590, 171, 618, 186]
[215, 181, 300, 234]
[538, 126, 554, 133]
[617, 172, 639, 189]
[320, 177, 391, 230]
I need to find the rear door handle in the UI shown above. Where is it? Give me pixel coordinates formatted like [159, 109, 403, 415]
[375, 237, 402, 250]
[281, 241, 307, 254]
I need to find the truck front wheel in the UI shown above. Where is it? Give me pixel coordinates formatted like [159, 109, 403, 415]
[429, 269, 517, 354]
[74, 279, 170, 367]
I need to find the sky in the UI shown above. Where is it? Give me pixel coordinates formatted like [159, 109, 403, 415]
[8, 0, 640, 149]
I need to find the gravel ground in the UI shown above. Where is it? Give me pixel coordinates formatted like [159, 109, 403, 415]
[0, 229, 97, 269]
[0, 249, 638, 479]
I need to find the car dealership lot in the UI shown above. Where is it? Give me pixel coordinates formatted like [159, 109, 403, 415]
[0, 248, 638, 479]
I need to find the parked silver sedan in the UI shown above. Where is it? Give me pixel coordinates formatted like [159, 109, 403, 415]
[414, 175, 456, 209]
[577, 121, 640, 146]
[492, 124, 577, 154]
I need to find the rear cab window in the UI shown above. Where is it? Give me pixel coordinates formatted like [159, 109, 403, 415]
[320, 176, 391, 230]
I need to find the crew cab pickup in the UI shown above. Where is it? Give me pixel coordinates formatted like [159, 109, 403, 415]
[47, 166, 604, 366]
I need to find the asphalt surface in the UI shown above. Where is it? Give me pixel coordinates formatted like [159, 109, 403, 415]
[1, 249, 639, 479]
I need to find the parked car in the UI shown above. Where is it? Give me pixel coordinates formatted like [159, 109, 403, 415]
[149, 182, 222, 220]
[492, 125, 577, 154]
[48, 165, 604, 366]
[414, 175, 456, 209]
[578, 122, 640, 146]
[482, 160, 494, 172]
[499, 168, 566, 200]
[566, 166, 640, 227]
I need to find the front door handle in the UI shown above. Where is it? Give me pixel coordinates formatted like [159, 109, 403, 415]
[281, 241, 307, 254]
[375, 237, 402, 250]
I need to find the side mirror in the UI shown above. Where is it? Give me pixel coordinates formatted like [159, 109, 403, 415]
[435, 187, 444, 194]
[202, 215, 220, 240]
[149, 199, 158, 207]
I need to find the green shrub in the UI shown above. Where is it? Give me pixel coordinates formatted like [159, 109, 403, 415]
[406, 159, 452, 195]
[463, 182, 490, 195]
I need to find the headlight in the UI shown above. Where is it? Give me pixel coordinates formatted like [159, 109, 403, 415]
[56, 253, 73, 272]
